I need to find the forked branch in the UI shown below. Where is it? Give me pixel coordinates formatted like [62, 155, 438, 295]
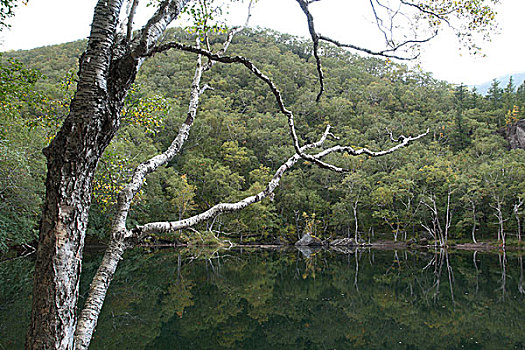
[294, 0, 429, 101]
[134, 125, 337, 237]
[148, 41, 428, 172]
[74, 10, 254, 348]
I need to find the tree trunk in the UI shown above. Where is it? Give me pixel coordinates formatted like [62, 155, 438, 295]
[514, 199, 523, 244]
[352, 200, 359, 242]
[26, 2, 125, 348]
[444, 189, 452, 246]
[74, 240, 127, 350]
[493, 200, 505, 245]
[470, 200, 477, 244]
[26, 0, 190, 346]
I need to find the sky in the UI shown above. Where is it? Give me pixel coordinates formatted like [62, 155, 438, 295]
[0, 0, 524, 86]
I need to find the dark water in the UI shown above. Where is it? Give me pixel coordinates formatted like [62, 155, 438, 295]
[1, 247, 524, 349]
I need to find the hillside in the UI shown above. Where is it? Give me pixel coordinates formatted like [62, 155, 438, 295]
[1, 28, 525, 249]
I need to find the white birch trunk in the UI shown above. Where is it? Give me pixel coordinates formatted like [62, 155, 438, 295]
[28, 1, 190, 348]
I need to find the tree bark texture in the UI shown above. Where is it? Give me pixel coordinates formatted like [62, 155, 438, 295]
[74, 49, 204, 350]
[26, 2, 125, 348]
[26, 1, 188, 348]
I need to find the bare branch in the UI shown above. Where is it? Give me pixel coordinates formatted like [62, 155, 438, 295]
[126, 0, 140, 43]
[147, 42, 347, 171]
[203, 0, 254, 72]
[313, 128, 429, 159]
[294, 0, 440, 101]
[148, 42, 427, 172]
[386, 128, 409, 142]
[369, 0, 396, 47]
[110, 54, 203, 237]
[295, 0, 325, 101]
[132, 125, 428, 238]
[317, 34, 422, 60]
[135, 126, 335, 237]
[199, 83, 213, 95]
[399, 0, 453, 27]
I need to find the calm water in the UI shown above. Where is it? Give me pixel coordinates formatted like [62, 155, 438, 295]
[1, 247, 524, 349]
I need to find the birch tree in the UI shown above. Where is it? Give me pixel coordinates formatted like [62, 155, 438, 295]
[25, 0, 499, 348]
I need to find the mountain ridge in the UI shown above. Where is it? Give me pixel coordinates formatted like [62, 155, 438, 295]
[470, 72, 525, 95]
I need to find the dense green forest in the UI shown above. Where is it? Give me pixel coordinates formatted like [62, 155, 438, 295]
[1, 28, 525, 251]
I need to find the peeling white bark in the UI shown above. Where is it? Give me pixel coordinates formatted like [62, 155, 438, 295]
[136, 130, 333, 236]
[27, 2, 126, 349]
[28, 1, 192, 349]
[74, 17, 251, 347]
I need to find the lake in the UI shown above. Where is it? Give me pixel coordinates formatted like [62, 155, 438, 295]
[1, 247, 524, 349]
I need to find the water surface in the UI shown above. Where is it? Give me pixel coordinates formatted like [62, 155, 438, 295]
[1, 247, 524, 349]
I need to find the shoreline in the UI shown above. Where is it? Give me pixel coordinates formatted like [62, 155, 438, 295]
[2, 240, 522, 262]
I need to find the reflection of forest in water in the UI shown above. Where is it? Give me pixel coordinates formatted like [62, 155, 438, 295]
[1, 248, 524, 349]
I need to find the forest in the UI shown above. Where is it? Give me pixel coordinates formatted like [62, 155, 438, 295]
[1, 27, 525, 252]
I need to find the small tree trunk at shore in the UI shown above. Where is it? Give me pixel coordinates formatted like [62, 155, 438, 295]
[491, 199, 505, 246]
[514, 198, 523, 244]
[353, 200, 359, 242]
[470, 199, 477, 244]
[444, 189, 452, 246]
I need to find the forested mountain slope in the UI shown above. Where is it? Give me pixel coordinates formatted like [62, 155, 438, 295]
[2, 28, 525, 249]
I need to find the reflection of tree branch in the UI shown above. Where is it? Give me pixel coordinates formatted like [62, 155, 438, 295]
[354, 251, 360, 292]
[498, 250, 507, 301]
[518, 255, 524, 295]
[433, 249, 444, 302]
[445, 251, 455, 306]
[473, 251, 479, 295]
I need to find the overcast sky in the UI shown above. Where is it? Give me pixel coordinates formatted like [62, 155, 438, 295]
[1, 0, 523, 85]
